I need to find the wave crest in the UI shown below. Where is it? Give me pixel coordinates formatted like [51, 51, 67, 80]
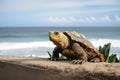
[91, 39, 120, 48]
[0, 39, 120, 50]
[0, 41, 55, 50]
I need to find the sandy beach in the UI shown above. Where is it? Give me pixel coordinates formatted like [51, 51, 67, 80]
[0, 56, 120, 80]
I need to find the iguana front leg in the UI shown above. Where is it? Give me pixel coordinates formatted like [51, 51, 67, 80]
[71, 43, 87, 64]
[52, 47, 63, 61]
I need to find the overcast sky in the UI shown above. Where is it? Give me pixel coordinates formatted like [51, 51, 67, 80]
[0, 0, 120, 27]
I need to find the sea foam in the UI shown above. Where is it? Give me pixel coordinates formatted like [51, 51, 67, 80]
[0, 41, 55, 50]
[91, 39, 120, 48]
[0, 39, 120, 50]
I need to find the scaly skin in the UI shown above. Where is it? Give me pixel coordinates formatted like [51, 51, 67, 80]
[49, 31, 104, 64]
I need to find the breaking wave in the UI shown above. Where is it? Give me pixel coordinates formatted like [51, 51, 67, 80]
[91, 39, 120, 48]
[0, 39, 120, 50]
[0, 41, 55, 50]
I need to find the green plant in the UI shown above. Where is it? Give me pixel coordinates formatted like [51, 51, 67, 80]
[98, 43, 119, 63]
[47, 51, 52, 59]
[108, 54, 116, 63]
[47, 51, 67, 60]
[60, 55, 67, 60]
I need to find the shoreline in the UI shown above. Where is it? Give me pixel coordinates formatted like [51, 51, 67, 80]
[0, 56, 120, 80]
[0, 39, 120, 58]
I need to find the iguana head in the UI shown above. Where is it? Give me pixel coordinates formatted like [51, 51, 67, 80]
[49, 31, 69, 49]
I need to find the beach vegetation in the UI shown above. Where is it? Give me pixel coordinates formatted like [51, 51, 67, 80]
[99, 43, 119, 63]
[47, 51, 67, 60]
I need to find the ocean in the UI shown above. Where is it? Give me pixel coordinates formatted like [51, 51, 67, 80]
[0, 27, 120, 58]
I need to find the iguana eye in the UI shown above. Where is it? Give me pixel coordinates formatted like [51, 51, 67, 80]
[54, 32, 59, 35]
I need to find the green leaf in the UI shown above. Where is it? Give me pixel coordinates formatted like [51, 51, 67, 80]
[108, 54, 116, 63]
[99, 46, 102, 54]
[105, 56, 109, 62]
[105, 43, 111, 54]
[98, 43, 118, 63]
[98, 43, 111, 61]
[47, 51, 52, 59]
[60, 55, 67, 60]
